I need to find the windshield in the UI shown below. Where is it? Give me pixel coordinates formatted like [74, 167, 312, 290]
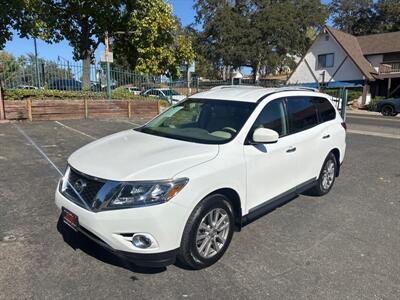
[162, 89, 180, 96]
[136, 99, 257, 144]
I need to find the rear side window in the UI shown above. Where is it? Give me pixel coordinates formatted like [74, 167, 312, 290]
[251, 100, 287, 136]
[286, 96, 318, 133]
[314, 97, 336, 122]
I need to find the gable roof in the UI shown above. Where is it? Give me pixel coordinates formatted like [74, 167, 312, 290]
[357, 31, 400, 55]
[325, 26, 377, 81]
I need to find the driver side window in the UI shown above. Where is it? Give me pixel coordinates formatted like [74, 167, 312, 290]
[251, 99, 287, 137]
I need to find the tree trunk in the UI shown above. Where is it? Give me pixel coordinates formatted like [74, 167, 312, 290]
[252, 62, 260, 84]
[80, 16, 92, 90]
[82, 55, 91, 90]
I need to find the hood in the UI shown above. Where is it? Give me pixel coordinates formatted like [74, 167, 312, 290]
[68, 130, 218, 181]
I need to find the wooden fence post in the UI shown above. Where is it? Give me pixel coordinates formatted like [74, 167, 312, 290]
[27, 99, 33, 121]
[84, 99, 88, 119]
[0, 84, 5, 120]
[157, 100, 161, 114]
[127, 99, 131, 118]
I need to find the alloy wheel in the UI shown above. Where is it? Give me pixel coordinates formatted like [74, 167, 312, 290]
[321, 159, 335, 190]
[196, 208, 230, 259]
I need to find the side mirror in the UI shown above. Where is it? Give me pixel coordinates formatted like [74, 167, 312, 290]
[252, 128, 279, 144]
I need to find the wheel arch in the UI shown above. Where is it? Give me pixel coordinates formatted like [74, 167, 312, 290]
[205, 188, 243, 231]
[381, 103, 395, 112]
[330, 148, 341, 177]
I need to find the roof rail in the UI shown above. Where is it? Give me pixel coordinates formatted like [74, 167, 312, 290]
[274, 86, 319, 92]
[256, 86, 320, 103]
[210, 85, 264, 90]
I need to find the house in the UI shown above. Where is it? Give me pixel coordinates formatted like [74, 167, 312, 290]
[287, 26, 400, 104]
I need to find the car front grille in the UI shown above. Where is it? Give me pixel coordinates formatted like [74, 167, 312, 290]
[61, 167, 106, 210]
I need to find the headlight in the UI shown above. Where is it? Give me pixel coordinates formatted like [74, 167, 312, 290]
[106, 178, 188, 209]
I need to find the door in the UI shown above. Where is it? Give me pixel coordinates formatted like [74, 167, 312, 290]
[285, 96, 322, 184]
[244, 99, 300, 211]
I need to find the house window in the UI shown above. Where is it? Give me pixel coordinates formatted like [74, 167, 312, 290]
[317, 53, 334, 69]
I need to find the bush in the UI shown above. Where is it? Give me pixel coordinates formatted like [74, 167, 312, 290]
[347, 90, 363, 102]
[323, 88, 363, 103]
[4, 88, 148, 101]
[111, 86, 132, 99]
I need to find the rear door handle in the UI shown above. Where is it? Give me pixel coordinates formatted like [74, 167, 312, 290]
[286, 146, 296, 153]
[322, 134, 330, 139]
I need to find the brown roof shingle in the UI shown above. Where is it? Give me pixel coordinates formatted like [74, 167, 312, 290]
[357, 31, 400, 55]
[326, 27, 377, 81]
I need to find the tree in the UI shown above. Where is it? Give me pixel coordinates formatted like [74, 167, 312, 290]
[375, 0, 400, 32]
[195, 0, 327, 81]
[329, 0, 377, 35]
[329, 0, 400, 35]
[0, 0, 28, 49]
[30, 0, 124, 88]
[112, 1, 195, 77]
[0, 51, 20, 84]
[0, 52, 74, 87]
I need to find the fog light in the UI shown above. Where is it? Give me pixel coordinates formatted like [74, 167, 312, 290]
[132, 234, 152, 249]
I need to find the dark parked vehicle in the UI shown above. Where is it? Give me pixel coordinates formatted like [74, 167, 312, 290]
[48, 79, 82, 91]
[376, 98, 400, 116]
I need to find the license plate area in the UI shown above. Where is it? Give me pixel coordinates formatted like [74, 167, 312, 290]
[62, 207, 79, 231]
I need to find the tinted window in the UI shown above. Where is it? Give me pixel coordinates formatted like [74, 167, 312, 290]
[314, 97, 336, 122]
[251, 100, 287, 136]
[286, 97, 318, 133]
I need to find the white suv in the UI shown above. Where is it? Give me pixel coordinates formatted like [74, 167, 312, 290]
[55, 86, 346, 269]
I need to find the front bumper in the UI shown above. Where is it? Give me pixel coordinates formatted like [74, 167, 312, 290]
[74, 223, 178, 267]
[55, 189, 189, 266]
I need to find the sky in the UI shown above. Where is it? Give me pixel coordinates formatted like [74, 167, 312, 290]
[4, 0, 330, 65]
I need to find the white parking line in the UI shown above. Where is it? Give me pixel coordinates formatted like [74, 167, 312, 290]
[54, 121, 96, 140]
[14, 124, 63, 176]
[347, 129, 400, 140]
[14, 124, 91, 209]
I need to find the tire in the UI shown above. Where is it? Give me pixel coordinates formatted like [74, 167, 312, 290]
[381, 105, 395, 116]
[177, 194, 235, 270]
[309, 152, 337, 196]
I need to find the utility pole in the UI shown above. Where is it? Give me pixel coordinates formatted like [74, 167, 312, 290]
[105, 32, 112, 100]
[33, 38, 41, 88]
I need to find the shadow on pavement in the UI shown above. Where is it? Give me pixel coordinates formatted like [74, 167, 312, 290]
[56, 216, 166, 275]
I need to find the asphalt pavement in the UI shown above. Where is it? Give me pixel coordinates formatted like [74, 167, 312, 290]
[0, 116, 399, 300]
[346, 112, 400, 139]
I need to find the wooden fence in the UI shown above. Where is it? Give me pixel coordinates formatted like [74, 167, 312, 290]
[3, 99, 161, 121]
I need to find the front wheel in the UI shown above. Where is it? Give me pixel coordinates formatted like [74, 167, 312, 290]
[381, 105, 395, 116]
[309, 152, 337, 196]
[177, 194, 234, 269]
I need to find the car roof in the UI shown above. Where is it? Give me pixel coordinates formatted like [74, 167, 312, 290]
[189, 86, 321, 103]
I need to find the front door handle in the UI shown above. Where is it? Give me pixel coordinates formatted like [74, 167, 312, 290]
[286, 146, 296, 153]
[322, 134, 330, 139]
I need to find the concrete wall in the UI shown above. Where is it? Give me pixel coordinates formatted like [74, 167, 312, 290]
[288, 33, 364, 84]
